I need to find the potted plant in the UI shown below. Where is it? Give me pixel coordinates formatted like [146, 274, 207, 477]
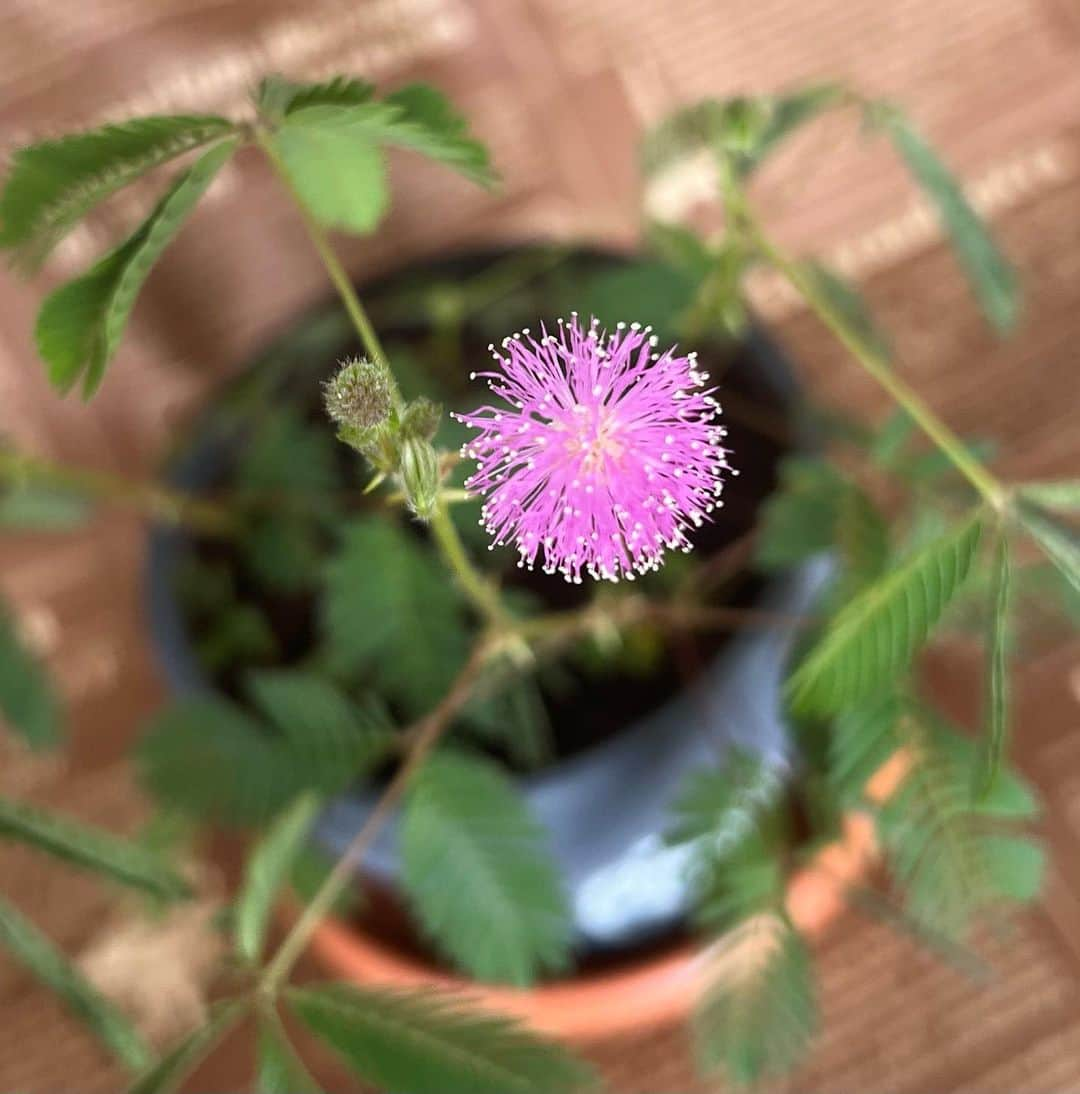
[0, 74, 1074, 1092]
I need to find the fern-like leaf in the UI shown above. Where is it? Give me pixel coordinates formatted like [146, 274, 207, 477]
[381, 84, 497, 187]
[787, 514, 982, 716]
[286, 983, 595, 1094]
[0, 115, 233, 272]
[828, 691, 903, 805]
[400, 751, 573, 986]
[139, 686, 393, 827]
[835, 482, 890, 597]
[322, 517, 470, 717]
[881, 711, 1044, 936]
[139, 697, 296, 826]
[35, 139, 237, 396]
[754, 457, 847, 570]
[246, 670, 394, 794]
[255, 74, 374, 120]
[694, 914, 817, 1084]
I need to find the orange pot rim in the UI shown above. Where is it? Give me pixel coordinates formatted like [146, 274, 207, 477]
[306, 754, 907, 1042]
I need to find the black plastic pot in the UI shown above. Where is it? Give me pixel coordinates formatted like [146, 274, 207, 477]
[145, 246, 824, 959]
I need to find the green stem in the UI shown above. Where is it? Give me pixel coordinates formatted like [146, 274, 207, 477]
[256, 128, 515, 630]
[254, 130, 396, 400]
[0, 450, 235, 536]
[740, 205, 1008, 512]
[429, 500, 510, 629]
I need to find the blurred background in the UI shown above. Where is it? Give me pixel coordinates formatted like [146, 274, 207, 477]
[1, 0, 1079, 1089]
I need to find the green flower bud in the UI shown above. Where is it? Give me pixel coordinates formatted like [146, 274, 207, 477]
[719, 98, 772, 159]
[399, 435, 440, 521]
[323, 357, 394, 432]
[400, 397, 442, 441]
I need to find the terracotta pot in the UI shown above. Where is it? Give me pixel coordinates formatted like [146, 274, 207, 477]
[306, 755, 909, 1043]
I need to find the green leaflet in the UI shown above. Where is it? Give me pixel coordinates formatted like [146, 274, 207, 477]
[245, 670, 393, 791]
[268, 84, 495, 235]
[973, 537, 1010, 798]
[0, 483, 91, 529]
[256, 74, 374, 120]
[754, 457, 848, 570]
[694, 916, 817, 1084]
[382, 84, 497, 187]
[0, 602, 61, 749]
[400, 751, 572, 986]
[875, 107, 1019, 332]
[139, 684, 393, 828]
[881, 712, 1045, 936]
[640, 85, 845, 181]
[321, 516, 470, 717]
[1018, 479, 1080, 514]
[235, 793, 321, 965]
[35, 139, 237, 396]
[828, 691, 903, 805]
[787, 514, 982, 715]
[0, 795, 189, 899]
[1018, 501, 1080, 596]
[273, 111, 390, 234]
[0, 114, 233, 271]
[0, 894, 151, 1072]
[287, 983, 595, 1094]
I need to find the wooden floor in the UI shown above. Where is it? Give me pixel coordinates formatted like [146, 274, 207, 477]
[1, 0, 1079, 1089]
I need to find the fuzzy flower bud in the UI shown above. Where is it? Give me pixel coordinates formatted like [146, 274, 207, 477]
[323, 357, 394, 432]
[399, 435, 440, 521]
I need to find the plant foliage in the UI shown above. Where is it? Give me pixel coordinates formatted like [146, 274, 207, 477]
[321, 516, 470, 717]
[0, 795, 189, 899]
[694, 914, 817, 1084]
[235, 793, 321, 965]
[35, 140, 237, 396]
[287, 983, 595, 1094]
[787, 514, 983, 715]
[0, 115, 233, 272]
[871, 105, 1019, 332]
[139, 679, 392, 826]
[0, 603, 61, 750]
[400, 751, 573, 986]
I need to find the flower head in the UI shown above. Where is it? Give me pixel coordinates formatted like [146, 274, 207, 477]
[453, 315, 733, 583]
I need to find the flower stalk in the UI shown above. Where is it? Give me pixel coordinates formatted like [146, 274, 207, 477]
[738, 204, 1009, 514]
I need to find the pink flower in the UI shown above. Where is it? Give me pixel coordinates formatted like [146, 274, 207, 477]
[453, 315, 733, 583]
